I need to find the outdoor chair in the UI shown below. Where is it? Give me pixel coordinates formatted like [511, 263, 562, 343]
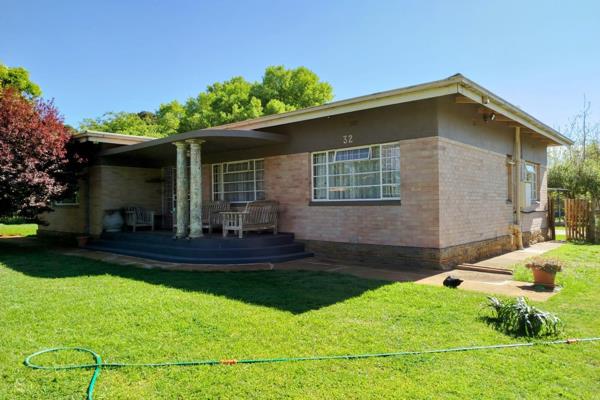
[202, 200, 231, 233]
[221, 200, 279, 238]
[124, 206, 155, 232]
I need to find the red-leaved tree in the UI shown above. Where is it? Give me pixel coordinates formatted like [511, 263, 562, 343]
[0, 88, 86, 221]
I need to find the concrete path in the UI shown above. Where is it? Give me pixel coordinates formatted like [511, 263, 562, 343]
[467, 241, 564, 271]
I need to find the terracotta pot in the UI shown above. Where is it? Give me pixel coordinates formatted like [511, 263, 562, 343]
[76, 236, 89, 248]
[532, 268, 556, 288]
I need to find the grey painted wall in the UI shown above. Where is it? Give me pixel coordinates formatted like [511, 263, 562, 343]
[436, 95, 547, 165]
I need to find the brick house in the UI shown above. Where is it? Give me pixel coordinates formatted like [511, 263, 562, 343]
[40, 74, 572, 269]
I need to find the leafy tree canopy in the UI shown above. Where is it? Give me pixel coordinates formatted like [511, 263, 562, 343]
[0, 63, 42, 98]
[0, 88, 87, 220]
[79, 66, 333, 137]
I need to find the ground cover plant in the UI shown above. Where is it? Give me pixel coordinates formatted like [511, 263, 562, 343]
[0, 241, 599, 399]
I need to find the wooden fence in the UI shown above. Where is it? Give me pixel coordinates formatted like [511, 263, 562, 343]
[564, 198, 599, 242]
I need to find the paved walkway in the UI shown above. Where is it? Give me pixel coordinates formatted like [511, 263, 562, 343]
[466, 241, 564, 271]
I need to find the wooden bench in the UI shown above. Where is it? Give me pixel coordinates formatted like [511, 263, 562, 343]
[202, 200, 230, 234]
[221, 200, 279, 238]
[124, 207, 155, 232]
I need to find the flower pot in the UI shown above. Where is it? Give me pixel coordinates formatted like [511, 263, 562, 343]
[103, 210, 124, 232]
[76, 236, 89, 248]
[532, 268, 556, 288]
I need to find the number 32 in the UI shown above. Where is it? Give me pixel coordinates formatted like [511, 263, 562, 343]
[343, 134, 353, 144]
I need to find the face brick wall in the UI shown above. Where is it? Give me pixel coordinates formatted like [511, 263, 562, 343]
[437, 138, 514, 248]
[89, 165, 162, 235]
[263, 137, 441, 248]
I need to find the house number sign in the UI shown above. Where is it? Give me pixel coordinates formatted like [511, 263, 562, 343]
[343, 134, 353, 144]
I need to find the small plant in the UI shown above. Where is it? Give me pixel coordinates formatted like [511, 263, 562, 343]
[486, 296, 561, 337]
[525, 257, 564, 274]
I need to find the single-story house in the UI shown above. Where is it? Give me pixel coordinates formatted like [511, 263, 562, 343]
[39, 74, 572, 269]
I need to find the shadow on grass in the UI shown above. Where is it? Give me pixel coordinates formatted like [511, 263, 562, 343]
[0, 240, 390, 314]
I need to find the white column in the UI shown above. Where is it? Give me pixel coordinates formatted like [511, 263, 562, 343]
[187, 139, 205, 238]
[174, 141, 189, 238]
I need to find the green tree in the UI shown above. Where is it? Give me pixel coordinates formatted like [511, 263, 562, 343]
[252, 65, 333, 114]
[79, 65, 333, 137]
[0, 63, 42, 98]
[80, 112, 164, 138]
[180, 76, 263, 131]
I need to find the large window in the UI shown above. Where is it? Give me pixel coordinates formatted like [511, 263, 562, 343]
[524, 162, 538, 205]
[312, 142, 400, 201]
[212, 159, 265, 203]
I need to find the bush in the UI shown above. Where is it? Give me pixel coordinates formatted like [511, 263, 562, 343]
[525, 257, 564, 274]
[486, 296, 561, 337]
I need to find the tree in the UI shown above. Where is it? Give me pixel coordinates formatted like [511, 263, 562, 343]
[79, 65, 333, 136]
[0, 89, 86, 220]
[0, 63, 42, 98]
[251, 65, 333, 114]
[80, 111, 165, 138]
[548, 97, 600, 198]
[180, 76, 263, 131]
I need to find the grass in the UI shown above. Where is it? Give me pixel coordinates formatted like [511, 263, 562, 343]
[0, 241, 599, 399]
[0, 223, 37, 237]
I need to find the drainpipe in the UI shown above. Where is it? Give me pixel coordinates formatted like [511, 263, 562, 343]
[513, 126, 524, 249]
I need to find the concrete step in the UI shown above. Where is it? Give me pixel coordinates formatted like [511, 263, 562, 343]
[456, 263, 513, 276]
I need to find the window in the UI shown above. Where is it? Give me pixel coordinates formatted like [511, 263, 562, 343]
[524, 162, 538, 205]
[312, 142, 400, 201]
[212, 159, 264, 203]
[54, 192, 79, 206]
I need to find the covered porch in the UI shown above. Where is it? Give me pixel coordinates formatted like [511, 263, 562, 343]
[91, 129, 312, 264]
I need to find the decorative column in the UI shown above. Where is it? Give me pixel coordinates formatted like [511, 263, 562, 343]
[174, 141, 189, 239]
[187, 139, 205, 238]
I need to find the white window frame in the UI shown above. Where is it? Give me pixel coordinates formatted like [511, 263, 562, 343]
[311, 142, 401, 202]
[212, 158, 264, 203]
[524, 161, 538, 205]
[54, 192, 79, 206]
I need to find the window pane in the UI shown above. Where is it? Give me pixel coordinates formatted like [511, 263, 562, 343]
[313, 165, 327, 177]
[335, 147, 370, 161]
[311, 143, 400, 201]
[382, 185, 400, 198]
[313, 188, 327, 200]
[313, 153, 327, 164]
[314, 176, 327, 188]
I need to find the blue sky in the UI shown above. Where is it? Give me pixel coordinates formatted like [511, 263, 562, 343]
[2, 0, 599, 130]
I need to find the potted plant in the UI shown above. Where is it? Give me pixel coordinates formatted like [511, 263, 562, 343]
[525, 257, 564, 289]
[76, 235, 90, 248]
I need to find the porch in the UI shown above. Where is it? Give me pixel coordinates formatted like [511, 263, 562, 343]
[90, 128, 312, 264]
[86, 230, 312, 264]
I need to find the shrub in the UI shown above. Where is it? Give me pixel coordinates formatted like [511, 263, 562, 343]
[486, 296, 561, 337]
[525, 257, 564, 274]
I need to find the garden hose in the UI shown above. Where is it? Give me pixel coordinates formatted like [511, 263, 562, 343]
[24, 337, 600, 400]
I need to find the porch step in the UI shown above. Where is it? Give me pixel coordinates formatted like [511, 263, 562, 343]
[85, 231, 313, 264]
[456, 263, 513, 275]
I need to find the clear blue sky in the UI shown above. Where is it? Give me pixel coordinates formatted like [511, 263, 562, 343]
[2, 0, 599, 130]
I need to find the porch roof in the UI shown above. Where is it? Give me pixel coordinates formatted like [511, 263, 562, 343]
[98, 129, 287, 167]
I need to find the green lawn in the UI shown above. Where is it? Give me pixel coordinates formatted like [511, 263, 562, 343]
[0, 241, 599, 399]
[0, 223, 37, 237]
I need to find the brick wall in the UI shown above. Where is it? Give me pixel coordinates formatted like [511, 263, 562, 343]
[38, 178, 88, 234]
[263, 137, 441, 248]
[89, 165, 162, 235]
[437, 137, 514, 248]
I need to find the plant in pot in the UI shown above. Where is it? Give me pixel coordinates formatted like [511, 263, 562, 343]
[525, 257, 564, 289]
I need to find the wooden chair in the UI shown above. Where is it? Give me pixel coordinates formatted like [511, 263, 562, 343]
[221, 200, 279, 238]
[202, 200, 231, 234]
[124, 207, 155, 232]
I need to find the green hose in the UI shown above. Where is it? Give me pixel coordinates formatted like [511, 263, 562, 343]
[24, 337, 600, 400]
